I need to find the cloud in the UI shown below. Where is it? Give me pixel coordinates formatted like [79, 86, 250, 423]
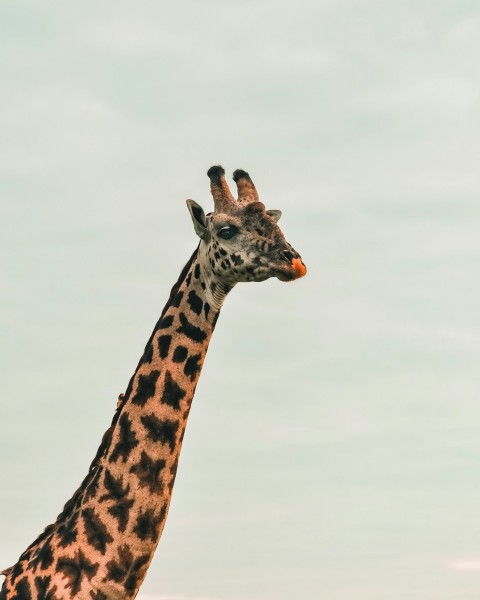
[394, 18, 430, 43]
[447, 15, 480, 45]
[0, 86, 150, 174]
[449, 559, 480, 571]
[83, 20, 170, 55]
[81, 9, 337, 79]
[356, 75, 480, 118]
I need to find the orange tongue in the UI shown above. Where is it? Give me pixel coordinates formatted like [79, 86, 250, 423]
[292, 257, 307, 279]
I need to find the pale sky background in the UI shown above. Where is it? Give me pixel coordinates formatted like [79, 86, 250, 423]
[0, 1, 479, 599]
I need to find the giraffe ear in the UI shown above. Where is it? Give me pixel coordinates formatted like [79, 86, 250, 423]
[186, 199, 208, 240]
[266, 209, 282, 222]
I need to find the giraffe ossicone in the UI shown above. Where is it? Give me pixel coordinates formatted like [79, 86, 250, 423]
[0, 166, 306, 599]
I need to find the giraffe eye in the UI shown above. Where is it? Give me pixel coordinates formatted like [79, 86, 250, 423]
[217, 226, 238, 240]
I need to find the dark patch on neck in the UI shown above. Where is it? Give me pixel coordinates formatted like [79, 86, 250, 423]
[109, 413, 139, 463]
[187, 290, 203, 315]
[130, 451, 166, 493]
[104, 546, 150, 594]
[57, 513, 79, 548]
[140, 344, 154, 365]
[28, 538, 54, 571]
[172, 345, 188, 362]
[158, 334, 172, 358]
[14, 524, 54, 577]
[18, 547, 33, 564]
[109, 505, 134, 535]
[101, 469, 129, 501]
[8, 561, 24, 585]
[10, 577, 32, 600]
[140, 414, 179, 452]
[84, 466, 104, 501]
[105, 545, 133, 584]
[171, 290, 184, 308]
[99, 470, 134, 533]
[34, 575, 57, 600]
[131, 370, 160, 407]
[161, 371, 186, 410]
[177, 312, 207, 343]
[57, 549, 98, 596]
[158, 315, 174, 329]
[133, 507, 165, 542]
[82, 508, 113, 555]
[124, 554, 150, 593]
[184, 353, 201, 382]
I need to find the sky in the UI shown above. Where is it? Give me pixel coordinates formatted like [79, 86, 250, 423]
[0, 1, 479, 599]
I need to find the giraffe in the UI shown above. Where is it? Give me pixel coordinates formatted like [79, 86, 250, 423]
[0, 166, 307, 600]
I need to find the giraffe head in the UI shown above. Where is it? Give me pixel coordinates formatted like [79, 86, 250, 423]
[187, 166, 306, 286]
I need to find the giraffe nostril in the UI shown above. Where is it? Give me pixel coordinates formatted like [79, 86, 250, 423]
[281, 250, 294, 262]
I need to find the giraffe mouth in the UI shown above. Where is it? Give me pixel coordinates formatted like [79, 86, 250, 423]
[273, 258, 307, 282]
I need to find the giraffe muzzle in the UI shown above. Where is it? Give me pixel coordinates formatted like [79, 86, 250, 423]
[274, 250, 307, 281]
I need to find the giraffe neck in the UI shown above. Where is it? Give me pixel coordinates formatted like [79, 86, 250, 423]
[1, 248, 233, 600]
